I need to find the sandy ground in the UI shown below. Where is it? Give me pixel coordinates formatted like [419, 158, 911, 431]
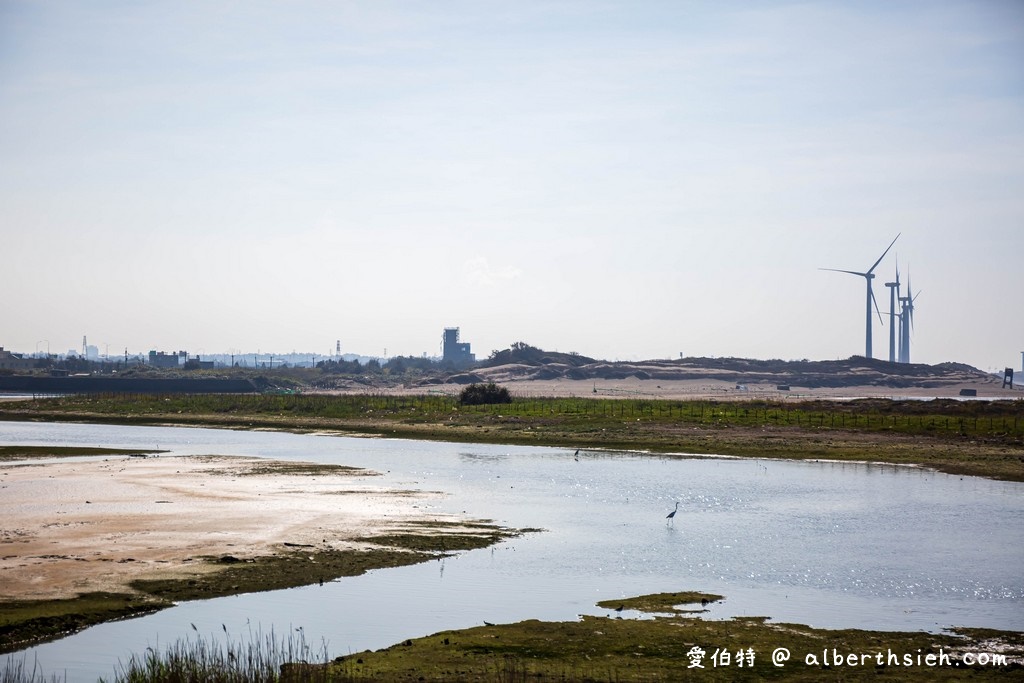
[386, 377, 1024, 401]
[0, 454, 451, 602]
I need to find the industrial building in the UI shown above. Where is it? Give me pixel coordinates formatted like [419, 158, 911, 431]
[442, 328, 475, 368]
[148, 350, 187, 368]
[0, 347, 35, 371]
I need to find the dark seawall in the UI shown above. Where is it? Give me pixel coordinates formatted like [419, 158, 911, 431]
[0, 376, 258, 394]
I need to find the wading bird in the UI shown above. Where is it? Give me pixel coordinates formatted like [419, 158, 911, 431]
[666, 501, 680, 525]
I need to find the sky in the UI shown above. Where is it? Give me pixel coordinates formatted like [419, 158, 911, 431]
[2, 0, 1022, 372]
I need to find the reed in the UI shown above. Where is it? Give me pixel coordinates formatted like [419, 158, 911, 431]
[103, 624, 330, 683]
[1, 655, 65, 683]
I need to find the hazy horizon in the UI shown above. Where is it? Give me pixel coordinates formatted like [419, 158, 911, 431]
[3, 1, 1022, 373]
[5, 338, 1019, 374]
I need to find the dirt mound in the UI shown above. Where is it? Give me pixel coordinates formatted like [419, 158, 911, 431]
[459, 355, 996, 390]
[482, 343, 596, 368]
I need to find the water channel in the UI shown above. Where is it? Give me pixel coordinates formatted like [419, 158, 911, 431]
[1, 421, 1022, 681]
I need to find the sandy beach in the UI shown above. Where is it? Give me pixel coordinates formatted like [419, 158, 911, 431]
[0, 453, 457, 603]
[357, 376, 1024, 401]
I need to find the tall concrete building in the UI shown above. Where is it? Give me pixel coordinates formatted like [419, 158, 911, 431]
[442, 328, 475, 367]
[148, 350, 186, 368]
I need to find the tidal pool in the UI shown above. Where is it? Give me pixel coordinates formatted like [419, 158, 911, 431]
[1, 421, 1021, 681]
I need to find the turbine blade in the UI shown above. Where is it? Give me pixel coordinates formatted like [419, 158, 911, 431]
[870, 286, 883, 324]
[910, 291, 919, 330]
[820, 268, 868, 277]
[867, 233, 900, 275]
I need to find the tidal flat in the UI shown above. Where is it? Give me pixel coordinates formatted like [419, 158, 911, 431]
[0, 449, 517, 653]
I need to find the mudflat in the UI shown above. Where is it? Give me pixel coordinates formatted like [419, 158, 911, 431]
[0, 453, 465, 603]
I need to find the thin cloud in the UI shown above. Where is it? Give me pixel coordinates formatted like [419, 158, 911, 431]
[463, 257, 523, 287]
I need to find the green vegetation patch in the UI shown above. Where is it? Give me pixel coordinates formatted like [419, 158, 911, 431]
[327, 603, 1024, 681]
[231, 461, 371, 477]
[0, 592, 168, 654]
[354, 521, 525, 553]
[0, 445, 165, 461]
[596, 591, 724, 615]
[127, 523, 521, 604]
[129, 547, 439, 603]
[181, 455, 376, 479]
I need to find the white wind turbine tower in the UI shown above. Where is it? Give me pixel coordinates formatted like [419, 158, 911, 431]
[898, 269, 920, 364]
[884, 260, 901, 364]
[821, 233, 900, 360]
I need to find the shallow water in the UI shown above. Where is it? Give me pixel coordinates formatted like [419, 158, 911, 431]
[1, 421, 1022, 681]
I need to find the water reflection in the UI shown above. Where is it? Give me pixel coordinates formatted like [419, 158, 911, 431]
[0, 421, 1021, 682]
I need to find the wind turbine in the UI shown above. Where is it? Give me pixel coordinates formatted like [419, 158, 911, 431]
[898, 269, 920, 364]
[883, 260, 901, 363]
[821, 233, 900, 359]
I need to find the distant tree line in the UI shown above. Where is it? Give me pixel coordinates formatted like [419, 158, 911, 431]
[486, 341, 594, 368]
[317, 355, 443, 376]
[317, 358, 373, 374]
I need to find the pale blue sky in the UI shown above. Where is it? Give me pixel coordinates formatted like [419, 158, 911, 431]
[2, 1, 1022, 370]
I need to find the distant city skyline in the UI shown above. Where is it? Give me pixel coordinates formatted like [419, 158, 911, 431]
[14, 344, 387, 364]
[2, 1, 1022, 373]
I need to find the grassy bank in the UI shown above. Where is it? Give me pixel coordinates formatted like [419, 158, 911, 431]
[324, 592, 1024, 681]
[2, 393, 1022, 481]
[8, 592, 1020, 682]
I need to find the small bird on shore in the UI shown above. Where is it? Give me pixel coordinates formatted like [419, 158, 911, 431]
[574, 449, 580, 461]
[666, 501, 680, 525]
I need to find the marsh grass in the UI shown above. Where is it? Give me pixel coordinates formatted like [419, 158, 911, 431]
[6, 393, 1022, 480]
[104, 625, 330, 683]
[595, 591, 724, 615]
[12, 393, 1024, 441]
[1, 655, 65, 683]
[327, 613, 1024, 682]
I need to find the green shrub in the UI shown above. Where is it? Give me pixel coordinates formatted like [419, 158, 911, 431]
[459, 382, 511, 405]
